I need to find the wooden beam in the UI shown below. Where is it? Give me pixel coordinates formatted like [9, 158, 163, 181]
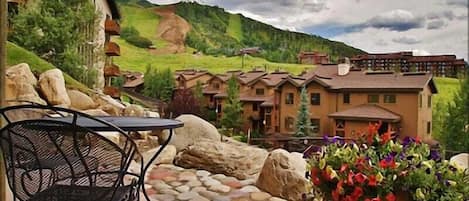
[0, 0, 8, 199]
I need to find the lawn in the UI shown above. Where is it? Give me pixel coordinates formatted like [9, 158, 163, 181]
[226, 14, 243, 42]
[433, 77, 461, 106]
[113, 38, 312, 74]
[6, 42, 91, 92]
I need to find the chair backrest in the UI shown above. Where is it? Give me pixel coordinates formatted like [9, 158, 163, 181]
[0, 105, 143, 201]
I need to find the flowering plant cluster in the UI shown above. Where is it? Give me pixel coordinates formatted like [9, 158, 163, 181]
[306, 122, 469, 201]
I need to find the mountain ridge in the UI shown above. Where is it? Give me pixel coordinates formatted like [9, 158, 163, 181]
[117, 0, 366, 64]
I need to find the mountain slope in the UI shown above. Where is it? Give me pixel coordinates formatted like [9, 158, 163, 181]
[114, 3, 312, 74]
[174, 2, 366, 63]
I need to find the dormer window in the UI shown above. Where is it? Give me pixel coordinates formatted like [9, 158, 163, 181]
[256, 88, 265, 95]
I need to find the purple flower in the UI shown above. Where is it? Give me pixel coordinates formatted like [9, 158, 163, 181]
[436, 172, 442, 181]
[430, 150, 441, 161]
[323, 135, 329, 144]
[403, 137, 415, 147]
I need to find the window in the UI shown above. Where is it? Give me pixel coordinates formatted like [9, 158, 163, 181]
[419, 94, 422, 108]
[335, 120, 345, 137]
[217, 104, 222, 113]
[252, 103, 258, 111]
[343, 93, 350, 104]
[310, 93, 321, 105]
[256, 88, 265, 95]
[214, 83, 220, 89]
[265, 115, 272, 127]
[286, 93, 294, 104]
[285, 117, 295, 131]
[383, 94, 396, 103]
[368, 94, 379, 103]
[427, 121, 431, 134]
[310, 119, 320, 133]
[427, 95, 432, 108]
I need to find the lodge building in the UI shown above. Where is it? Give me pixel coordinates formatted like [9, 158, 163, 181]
[350, 52, 466, 78]
[187, 63, 437, 140]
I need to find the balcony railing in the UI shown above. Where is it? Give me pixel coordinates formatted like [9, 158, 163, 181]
[103, 86, 120, 98]
[104, 63, 121, 77]
[105, 19, 120, 35]
[105, 42, 120, 56]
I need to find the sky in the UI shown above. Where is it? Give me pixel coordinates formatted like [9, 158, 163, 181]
[149, 0, 468, 60]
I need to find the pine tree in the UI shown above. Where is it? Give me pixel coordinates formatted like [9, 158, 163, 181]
[193, 80, 204, 103]
[442, 76, 469, 153]
[220, 76, 243, 134]
[160, 68, 175, 102]
[295, 87, 311, 137]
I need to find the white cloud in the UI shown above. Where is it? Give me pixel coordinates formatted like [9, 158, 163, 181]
[392, 36, 421, 44]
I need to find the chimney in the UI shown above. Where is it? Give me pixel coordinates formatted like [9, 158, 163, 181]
[338, 57, 351, 76]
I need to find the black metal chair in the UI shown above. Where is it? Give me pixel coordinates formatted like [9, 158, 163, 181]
[0, 105, 144, 201]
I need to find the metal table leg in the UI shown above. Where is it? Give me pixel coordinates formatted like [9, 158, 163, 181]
[141, 129, 173, 201]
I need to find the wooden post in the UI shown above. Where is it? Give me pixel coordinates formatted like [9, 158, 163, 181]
[0, 0, 8, 200]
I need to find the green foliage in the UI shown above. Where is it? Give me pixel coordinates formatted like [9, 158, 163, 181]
[111, 76, 125, 88]
[193, 80, 204, 100]
[8, 0, 99, 86]
[308, 125, 469, 201]
[120, 26, 153, 48]
[295, 87, 311, 137]
[175, 2, 364, 63]
[220, 76, 243, 133]
[143, 64, 175, 102]
[441, 76, 469, 153]
[432, 100, 446, 140]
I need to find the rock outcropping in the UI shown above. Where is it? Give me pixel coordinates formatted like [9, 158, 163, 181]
[38, 69, 71, 107]
[175, 140, 268, 180]
[159, 114, 221, 152]
[5, 63, 46, 105]
[256, 149, 308, 201]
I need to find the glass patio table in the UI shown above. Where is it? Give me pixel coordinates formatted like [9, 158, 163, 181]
[43, 115, 184, 201]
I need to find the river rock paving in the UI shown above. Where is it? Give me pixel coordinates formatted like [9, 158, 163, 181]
[144, 164, 287, 201]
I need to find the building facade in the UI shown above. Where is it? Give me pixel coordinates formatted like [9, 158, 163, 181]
[350, 52, 466, 77]
[298, 51, 330, 65]
[199, 64, 437, 140]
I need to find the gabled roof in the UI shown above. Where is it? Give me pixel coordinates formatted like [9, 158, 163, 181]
[175, 69, 213, 81]
[249, 71, 290, 87]
[328, 104, 401, 122]
[237, 71, 268, 85]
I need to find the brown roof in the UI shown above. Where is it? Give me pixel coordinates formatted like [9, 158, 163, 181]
[298, 51, 328, 58]
[260, 97, 274, 107]
[123, 77, 144, 88]
[252, 72, 290, 86]
[308, 65, 437, 93]
[175, 70, 212, 81]
[328, 104, 401, 122]
[237, 71, 267, 84]
[239, 92, 268, 102]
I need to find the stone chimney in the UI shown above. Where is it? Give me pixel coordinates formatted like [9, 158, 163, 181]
[338, 57, 351, 76]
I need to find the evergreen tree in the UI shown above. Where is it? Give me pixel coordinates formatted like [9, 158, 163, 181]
[295, 87, 311, 137]
[220, 76, 243, 134]
[193, 80, 204, 102]
[442, 75, 469, 153]
[160, 68, 175, 102]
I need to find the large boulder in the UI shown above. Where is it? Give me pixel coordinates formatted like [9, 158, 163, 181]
[256, 149, 308, 201]
[38, 69, 71, 107]
[123, 104, 145, 117]
[159, 114, 221, 152]
[141, 145, 177, 166]
[450, 153, 468, 170]
[92, 94, 126, 116]
[174, 140, 268, 180]
[5, 63, 46, 105]
[67, 89, 97, 110]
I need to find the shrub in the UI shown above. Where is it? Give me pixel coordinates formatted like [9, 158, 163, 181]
[125, 35, 153, 48]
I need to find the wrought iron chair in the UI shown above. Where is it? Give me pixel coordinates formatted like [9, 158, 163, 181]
[0, 104, 144, 201]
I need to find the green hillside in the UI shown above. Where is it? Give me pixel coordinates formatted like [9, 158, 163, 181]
[175, 2, 366, 63]
[434, 77, 461, 105]
[6, 42, 90, 92]
[114, 3, 312, 74]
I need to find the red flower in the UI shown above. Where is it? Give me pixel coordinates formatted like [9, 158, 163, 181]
[371, 197, 381, 201]
[386, 193, 396, 201]
[322, 171, 332, 181]
[389, 160, 397, 169]
[354, 173, 367, 184]
[312, 177, 321, 186]
[379, 159, 388, 168]
[380, 132, 392, 144]
[332, 189, 340, 201]
[351, 186, 363, 199]
[368, 175, 377, 186]
[415, 136, 421, 144]
[340, 164, 349, 173]
[347, 171, 355, 185]
[336, 180, 344, 192]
